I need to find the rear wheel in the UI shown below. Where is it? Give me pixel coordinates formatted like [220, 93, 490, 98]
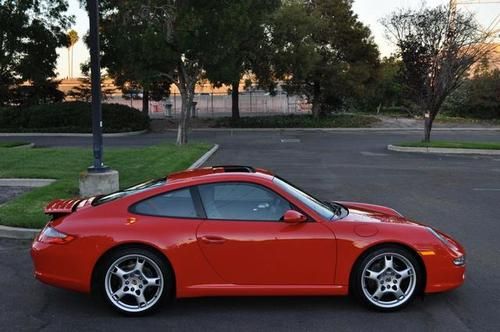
[99, 247, 172, 316]
[352, 246, 422, 311]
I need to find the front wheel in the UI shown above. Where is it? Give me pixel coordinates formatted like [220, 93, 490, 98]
[352, 246, 422, 311]
[99, 247, 173, 316]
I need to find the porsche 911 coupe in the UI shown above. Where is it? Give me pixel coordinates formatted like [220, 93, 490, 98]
[31, 165, 465, 315]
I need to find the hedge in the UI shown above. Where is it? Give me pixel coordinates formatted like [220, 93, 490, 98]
[213, 114, 380, 128]
[0, 102, 150, 133]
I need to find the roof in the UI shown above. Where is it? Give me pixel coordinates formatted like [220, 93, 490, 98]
[167, 165, 273, 182]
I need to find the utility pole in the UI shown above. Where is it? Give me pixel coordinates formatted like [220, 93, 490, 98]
[450, 0, 458, 32]
[450, 0, 500, 39]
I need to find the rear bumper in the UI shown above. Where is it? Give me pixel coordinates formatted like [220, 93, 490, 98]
[31, 240, 92, 293]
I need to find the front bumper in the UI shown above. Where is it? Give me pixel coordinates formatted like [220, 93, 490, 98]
[421, 246, 466, 293]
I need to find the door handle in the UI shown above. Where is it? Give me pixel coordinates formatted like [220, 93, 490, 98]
[200, 235, 226, 244]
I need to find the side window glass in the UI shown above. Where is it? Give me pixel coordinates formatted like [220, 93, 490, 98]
[198, 183, 291, 221]
[131, 188, 198, 218]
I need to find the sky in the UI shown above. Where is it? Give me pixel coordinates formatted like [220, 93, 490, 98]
[56, 0, 500, 78]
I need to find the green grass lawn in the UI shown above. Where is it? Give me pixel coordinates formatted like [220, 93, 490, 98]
[0, 143, 211, 228]
[0, 141, 30, 148]
[398, 141, 500, 150]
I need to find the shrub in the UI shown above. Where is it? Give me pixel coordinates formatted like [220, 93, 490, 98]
[443, 69, 500, 119]
[0, 102, 150, 133]
[213, 114, 379, 128]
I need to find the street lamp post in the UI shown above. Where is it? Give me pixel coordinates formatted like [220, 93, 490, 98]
[88, 0, 107, 173]
[79, 0, 119, 197]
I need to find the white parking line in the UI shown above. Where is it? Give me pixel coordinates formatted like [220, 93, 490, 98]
[361, 151, 388, 157]
[473, 188, 500, 191]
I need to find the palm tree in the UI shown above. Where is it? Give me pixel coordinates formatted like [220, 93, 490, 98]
[66, 30, 79, 78]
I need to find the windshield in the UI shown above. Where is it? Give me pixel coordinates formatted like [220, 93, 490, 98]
[92, 178, 166, 206]
[273, 176, 334, 220]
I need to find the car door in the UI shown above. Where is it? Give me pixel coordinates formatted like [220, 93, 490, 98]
[195, 182, 336, 285]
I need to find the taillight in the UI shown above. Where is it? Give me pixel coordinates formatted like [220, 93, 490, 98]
[38, 226, 75, 244]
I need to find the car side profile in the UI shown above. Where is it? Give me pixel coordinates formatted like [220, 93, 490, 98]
[31, 166, 466, 315]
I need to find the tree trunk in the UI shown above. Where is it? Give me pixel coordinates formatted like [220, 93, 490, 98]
[231, 81, 240, 120]
[175, 61, 199, 145]
[176, 90, 193, 145]
[67, 48, 70, 79]
[423, 112, 434, 142]
[176, 76, 195, 145]
[311, 81, 321, 119]
[142, 89, 149, 114]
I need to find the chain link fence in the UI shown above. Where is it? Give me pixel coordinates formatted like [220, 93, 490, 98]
[105, 92, 312, 118]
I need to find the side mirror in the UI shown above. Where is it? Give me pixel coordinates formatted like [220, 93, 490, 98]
[283, 210, 307, 224]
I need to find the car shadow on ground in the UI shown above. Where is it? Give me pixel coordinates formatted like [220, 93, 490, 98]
[42, 285, 453, 319]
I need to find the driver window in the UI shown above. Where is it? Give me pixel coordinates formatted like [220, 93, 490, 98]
[198, 182, 291, 221]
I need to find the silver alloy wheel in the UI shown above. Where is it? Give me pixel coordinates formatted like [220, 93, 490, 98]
[361, 252, 416, 309]
[104, 254, 164, 313]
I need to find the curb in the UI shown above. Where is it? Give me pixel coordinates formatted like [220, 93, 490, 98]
[0, 145, 220, 239]
[11, 143, 35, 149]
[162, 127, 500, 132]
[388, 145, 500, 155]
[188, 144, 220, 169]
[0, 178, 55, 187]
[2, 128, 500, 135]
[0, 225, 40, 240]
[0, 129, 147, 138]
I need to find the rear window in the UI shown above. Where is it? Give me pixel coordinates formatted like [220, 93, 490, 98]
[92, 178, 166, 206]
[130, 188, 198, 218]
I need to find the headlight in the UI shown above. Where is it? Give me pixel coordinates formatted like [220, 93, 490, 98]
[426, 227, 448, 245]
[453, 255, 466, 266]
[426, 227, 463, 261]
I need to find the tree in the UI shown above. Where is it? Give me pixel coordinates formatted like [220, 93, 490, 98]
[97, 1, 172, 114]
[443, 59, 500, 119]
[202, 0, 281, 120]
[268, 0, 380, 118]
[98, 0, 262, 144]
[374, 57, 404, 110]
[66, 29, 79, 78]
[0, 0, 72, 105]
[382, 4, 496, 142]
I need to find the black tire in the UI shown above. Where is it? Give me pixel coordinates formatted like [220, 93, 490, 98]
[96, 247, 173, 316]
[351, 246, 423, 312]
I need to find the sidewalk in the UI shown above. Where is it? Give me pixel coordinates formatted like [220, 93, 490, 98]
[377, 115, 500, 129]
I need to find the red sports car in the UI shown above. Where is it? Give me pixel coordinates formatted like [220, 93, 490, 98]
[31, 166, 465, 315]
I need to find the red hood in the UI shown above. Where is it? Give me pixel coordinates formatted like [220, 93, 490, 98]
[44, 197, 95, 215]
[337, 201, 416, 225]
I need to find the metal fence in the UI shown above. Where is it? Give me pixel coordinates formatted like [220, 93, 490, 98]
[105, 92, 312, 118]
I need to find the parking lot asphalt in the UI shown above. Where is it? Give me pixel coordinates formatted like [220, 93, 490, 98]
[1, 130, 500, 331]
